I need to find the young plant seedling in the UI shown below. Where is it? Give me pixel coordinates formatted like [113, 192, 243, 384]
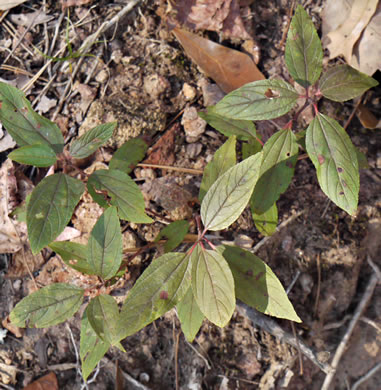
[2, 6, 377, 381]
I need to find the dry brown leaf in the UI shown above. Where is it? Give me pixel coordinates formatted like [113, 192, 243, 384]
[74, 82, 97, 114]
[0, 0, 27, 11]
[356, 104, 381, 129]
[172, 27, 264, 93]
[6, 244, 44, 278]
[143, 123, 178, 166]
[324, 0, 378, 64]
[173, 0, 251, 39]
[2, 316, 23, 338]
[22, 372, 58, 390]
[0, 159, 28, 254]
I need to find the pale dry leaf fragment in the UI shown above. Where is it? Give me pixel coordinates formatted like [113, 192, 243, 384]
[352, 3, 381, 75]
[35, 95, 57, 114]
[172, 27, 264, 93]
[0, 130, 16, 152]
[55, 226, 81, 241]
[0, 159, 27, 254]
[10, 11, 54, 28]
[322, 0, 352, 37]
[173, 0, 252, 39]
[74, 83, 97, 114]
[0, 0, 27, 11]
[0, 362, 16, 384]
[325, 0, 378, 63]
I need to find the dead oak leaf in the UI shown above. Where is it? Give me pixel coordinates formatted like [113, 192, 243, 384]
[173, 0, 252, 39]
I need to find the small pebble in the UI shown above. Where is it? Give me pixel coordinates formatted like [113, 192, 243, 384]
[182, 82, 196, 101]
[181, 106, 206, 143]
[299, 273, 313, 295]
[139, 372, 150, 383]
[95, 69, 108, 83]
[235, 234, 254, 248]
[186, 143, 202, 158]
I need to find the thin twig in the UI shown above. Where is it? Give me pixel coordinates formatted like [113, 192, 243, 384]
[137, 163, 204, 175]
[321, 272, 379, 390]
[77, 0, 142, 55]
[351, 362, 381, 390]
[279, 0, 297, 50]
[184, 339, 212, 369]
[314, 253, 321, 317]
[174, 329, 180, 390]
[237, 303, 332, 374]
[344, 97, 363, 130]
[291, 321, 303, 375]
[286, 270, 301, 295]
[2, 18, 35, 62]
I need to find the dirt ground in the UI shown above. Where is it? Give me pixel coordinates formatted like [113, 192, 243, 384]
[0, 1, 380, 389]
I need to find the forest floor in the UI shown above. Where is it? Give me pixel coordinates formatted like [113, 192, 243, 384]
[0, 1, 380, 389]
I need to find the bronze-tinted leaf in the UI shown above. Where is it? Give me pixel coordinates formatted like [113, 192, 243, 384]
[172, 27, 264, 93]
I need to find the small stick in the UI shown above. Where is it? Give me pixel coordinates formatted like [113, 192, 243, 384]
[137, 163, 203, 175]
[237, 302, 332, 374]
[321, 272, 379, 390]
[279, 0, 297, 50]
[252, 210, 305, 254]
[291, 321, 303, 375]
[344, 97, 363, 130]
[351, 362, 381, 390]
[174, 330, 180, 390]
[314, 253, 321, 317]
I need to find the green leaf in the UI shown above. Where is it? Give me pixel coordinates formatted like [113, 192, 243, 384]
[109, 138, 148, 174]
[154, 220, 190, 253]
[49, 241, 95, 275]
[191, 245, 235, 327]
[80, 309, 110, 381]
[87, 295, 120, 345]
[9, 144, 57, 167]
[295, 129, 306, 150]
[355, 147, 369, 169]
[251, 129, 298, 214]
[69, 122, 116, 159]
[219, 245, 301, 322]
[252, 202, 278, 236]
[241, 138, 262, 160]
[10, 283, 84, 327]
[319, 64, 379, 102]
[87, 206, 122, 280]
[199, 107, 257, 140]
[27, 173, 84, 254]
[214, 79, 299, 121]
[201, 152, 262, 231]
[199, 136, 236, 202]
[306, 113, 359, 215]
[87, 169, 152, 223]
[285, 5, 323, 88]
[0, 82, 64, 153]
[176, 287, 204, 342]
[117, 252, 191, 341]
